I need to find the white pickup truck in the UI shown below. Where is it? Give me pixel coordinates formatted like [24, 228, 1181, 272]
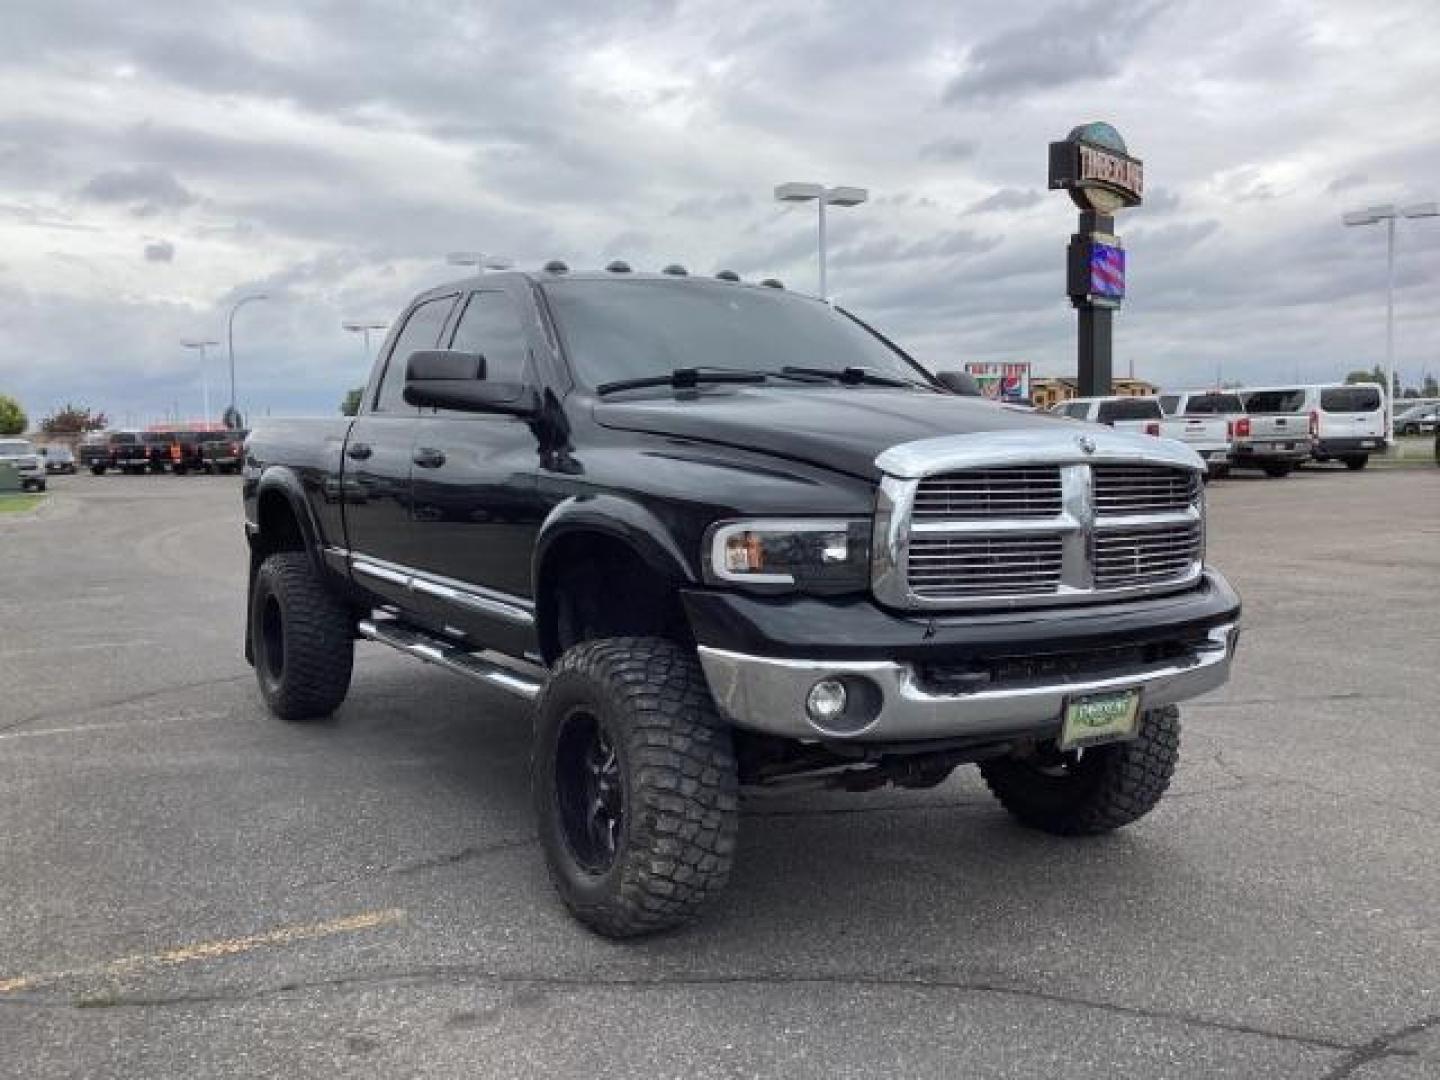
[1161, 390, 1311, 478]
[1056, 396, 1232, 472]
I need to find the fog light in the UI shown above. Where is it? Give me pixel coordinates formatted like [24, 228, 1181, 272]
[806, 678, 848, 723]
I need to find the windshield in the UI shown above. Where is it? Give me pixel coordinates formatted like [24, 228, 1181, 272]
[1184, 393, 1243, 414]
[542, 279, 931, 390]
[1244, 389, 1306, 413]
[0, 440, 34, 456]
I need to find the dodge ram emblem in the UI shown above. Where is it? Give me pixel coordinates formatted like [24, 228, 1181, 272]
[1077, 435, 1097, 455]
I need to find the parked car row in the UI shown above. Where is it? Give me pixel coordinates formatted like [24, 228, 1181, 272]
[1048, 382, 1390, 477]
[77, 430, 248, 475]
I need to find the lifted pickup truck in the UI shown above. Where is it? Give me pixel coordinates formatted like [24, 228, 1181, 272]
[244, 269, 1241, 936]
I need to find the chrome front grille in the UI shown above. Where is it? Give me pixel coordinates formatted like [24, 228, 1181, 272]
[874, 443, 1205, 610]
[908, 534, 1064, 599]
[1094, 523, 1203, 588]
[1093, 465, 1199, 515]
[913, 468, 1062, 520]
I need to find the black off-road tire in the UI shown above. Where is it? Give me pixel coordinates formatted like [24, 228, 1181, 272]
[1263, 463, 1292, 478]
[532, 637, 739, 938]
[980, 705, 1181, 836]
[250, 552, 354, 722]
[1343, 454, 1368, 471]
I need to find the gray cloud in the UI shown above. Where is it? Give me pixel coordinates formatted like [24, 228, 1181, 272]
[943, 0, 1172, 102]
[1327, 172, 1367, 194]
[143, 239, 175, 262]
[964, 188, 1042, 215]
[78, 165, 197, 215]
[919, 137, 978, 162]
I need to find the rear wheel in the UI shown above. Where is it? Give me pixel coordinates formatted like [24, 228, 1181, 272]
[532, 637, 739, 937]
[1343, 455, 1369, 471]
[1262, 463, 1292, 478]
[980, 706, 1181, 835]
[90, 466, 105, 475]
[250, 552, 354, 722]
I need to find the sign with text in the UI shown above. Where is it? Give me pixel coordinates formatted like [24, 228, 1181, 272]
[962, 361, 1032, 403]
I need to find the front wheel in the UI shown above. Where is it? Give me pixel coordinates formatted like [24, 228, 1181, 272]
[250, 552, 354, 722]
[532, 637, 739, 938]
[980, 705, 1180, 835]
[1263, 463, 1292, 478]
[1343, 455, 1369, 471]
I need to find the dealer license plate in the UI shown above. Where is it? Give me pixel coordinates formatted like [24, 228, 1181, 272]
[1359, 440, 1376, 449]
[1060, 689, 1141, 750]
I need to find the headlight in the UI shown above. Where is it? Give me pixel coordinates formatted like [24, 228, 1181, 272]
[704, 518, 871, 594]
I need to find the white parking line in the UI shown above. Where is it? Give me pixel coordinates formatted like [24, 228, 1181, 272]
[0, 712, 216, 741]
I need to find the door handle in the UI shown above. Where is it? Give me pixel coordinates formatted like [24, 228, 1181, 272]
[413, 447, 446, 469]
[346, 442, 373, 461]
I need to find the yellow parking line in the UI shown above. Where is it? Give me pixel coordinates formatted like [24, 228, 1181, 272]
[0, 908, 406, 994]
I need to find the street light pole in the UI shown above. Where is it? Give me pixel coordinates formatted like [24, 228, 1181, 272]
[342, 320, 388, 359]
[180, 339, 220, 426]
[226, 294, 268, 428]
[774, 182, 869, 299]
[1342, 201, 1439, 442]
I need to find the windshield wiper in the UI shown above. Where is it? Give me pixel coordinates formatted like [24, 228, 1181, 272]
[599, 371, 817, 394]
[781, 365, 919, 389]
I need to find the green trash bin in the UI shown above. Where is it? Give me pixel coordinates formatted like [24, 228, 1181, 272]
[0, 462, 19, 494]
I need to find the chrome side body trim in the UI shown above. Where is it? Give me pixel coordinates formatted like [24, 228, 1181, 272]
[697, 622, 1238, 743]
[351, 555, 535, 625]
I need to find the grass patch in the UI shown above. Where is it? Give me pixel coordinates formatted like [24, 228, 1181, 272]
[0, 493, 45, 513]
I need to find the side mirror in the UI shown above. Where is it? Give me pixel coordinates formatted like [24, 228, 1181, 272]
[935, 370, 983, 396]
[402, 350, 535, 415]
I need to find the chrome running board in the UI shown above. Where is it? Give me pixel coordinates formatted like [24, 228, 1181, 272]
[357, 618, 545, 701]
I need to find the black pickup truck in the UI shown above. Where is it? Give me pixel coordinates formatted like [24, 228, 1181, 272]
[244, 269, 1241, 936]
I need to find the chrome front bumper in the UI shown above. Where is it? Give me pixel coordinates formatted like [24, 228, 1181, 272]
[697, 622, 1238, 743]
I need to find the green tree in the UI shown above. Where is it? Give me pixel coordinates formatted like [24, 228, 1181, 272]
[340, 387, 364, 416]
[0, 394, 26, 435]
[40, 402, 108, 434]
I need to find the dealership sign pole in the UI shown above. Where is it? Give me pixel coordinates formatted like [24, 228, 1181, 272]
[1049, 123, 1144, 397]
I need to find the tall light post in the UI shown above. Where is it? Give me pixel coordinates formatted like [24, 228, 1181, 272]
[1342, 202, 1439, 440]
[774, 182, 869, 299]
[181, 339, 220, 426]
[226, 293, 268, 428]
[446, 252, 513, 273]
[342, 320, 388, 359]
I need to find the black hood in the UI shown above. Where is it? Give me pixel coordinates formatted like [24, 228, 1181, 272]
[593, 386, 1069, 479]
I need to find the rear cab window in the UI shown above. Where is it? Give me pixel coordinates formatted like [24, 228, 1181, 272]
[1244, 390, 1306, 414]
[1183, 393, 1243, 415]
[1320, 386, 1382, 413]
[1097, 398, 1162, 423]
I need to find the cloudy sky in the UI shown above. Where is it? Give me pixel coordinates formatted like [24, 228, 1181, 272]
[2, 0, 1439, 426]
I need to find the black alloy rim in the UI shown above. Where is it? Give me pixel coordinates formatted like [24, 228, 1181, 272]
[554, 708, 624, 874]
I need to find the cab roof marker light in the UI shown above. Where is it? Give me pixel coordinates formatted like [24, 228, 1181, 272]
[715, 270, 740, 282]
[661, 264, 688, 276]
[760, 278, 784, 289]
[542, 260, 569, 275]
[605, 260, 632, 273]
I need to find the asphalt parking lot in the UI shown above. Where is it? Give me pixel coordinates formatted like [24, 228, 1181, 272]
[1, 467, 1437, 1079]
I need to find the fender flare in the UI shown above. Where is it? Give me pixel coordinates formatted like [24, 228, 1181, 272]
[251, 466, 328, 568]
[532, 494, 698, 660]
